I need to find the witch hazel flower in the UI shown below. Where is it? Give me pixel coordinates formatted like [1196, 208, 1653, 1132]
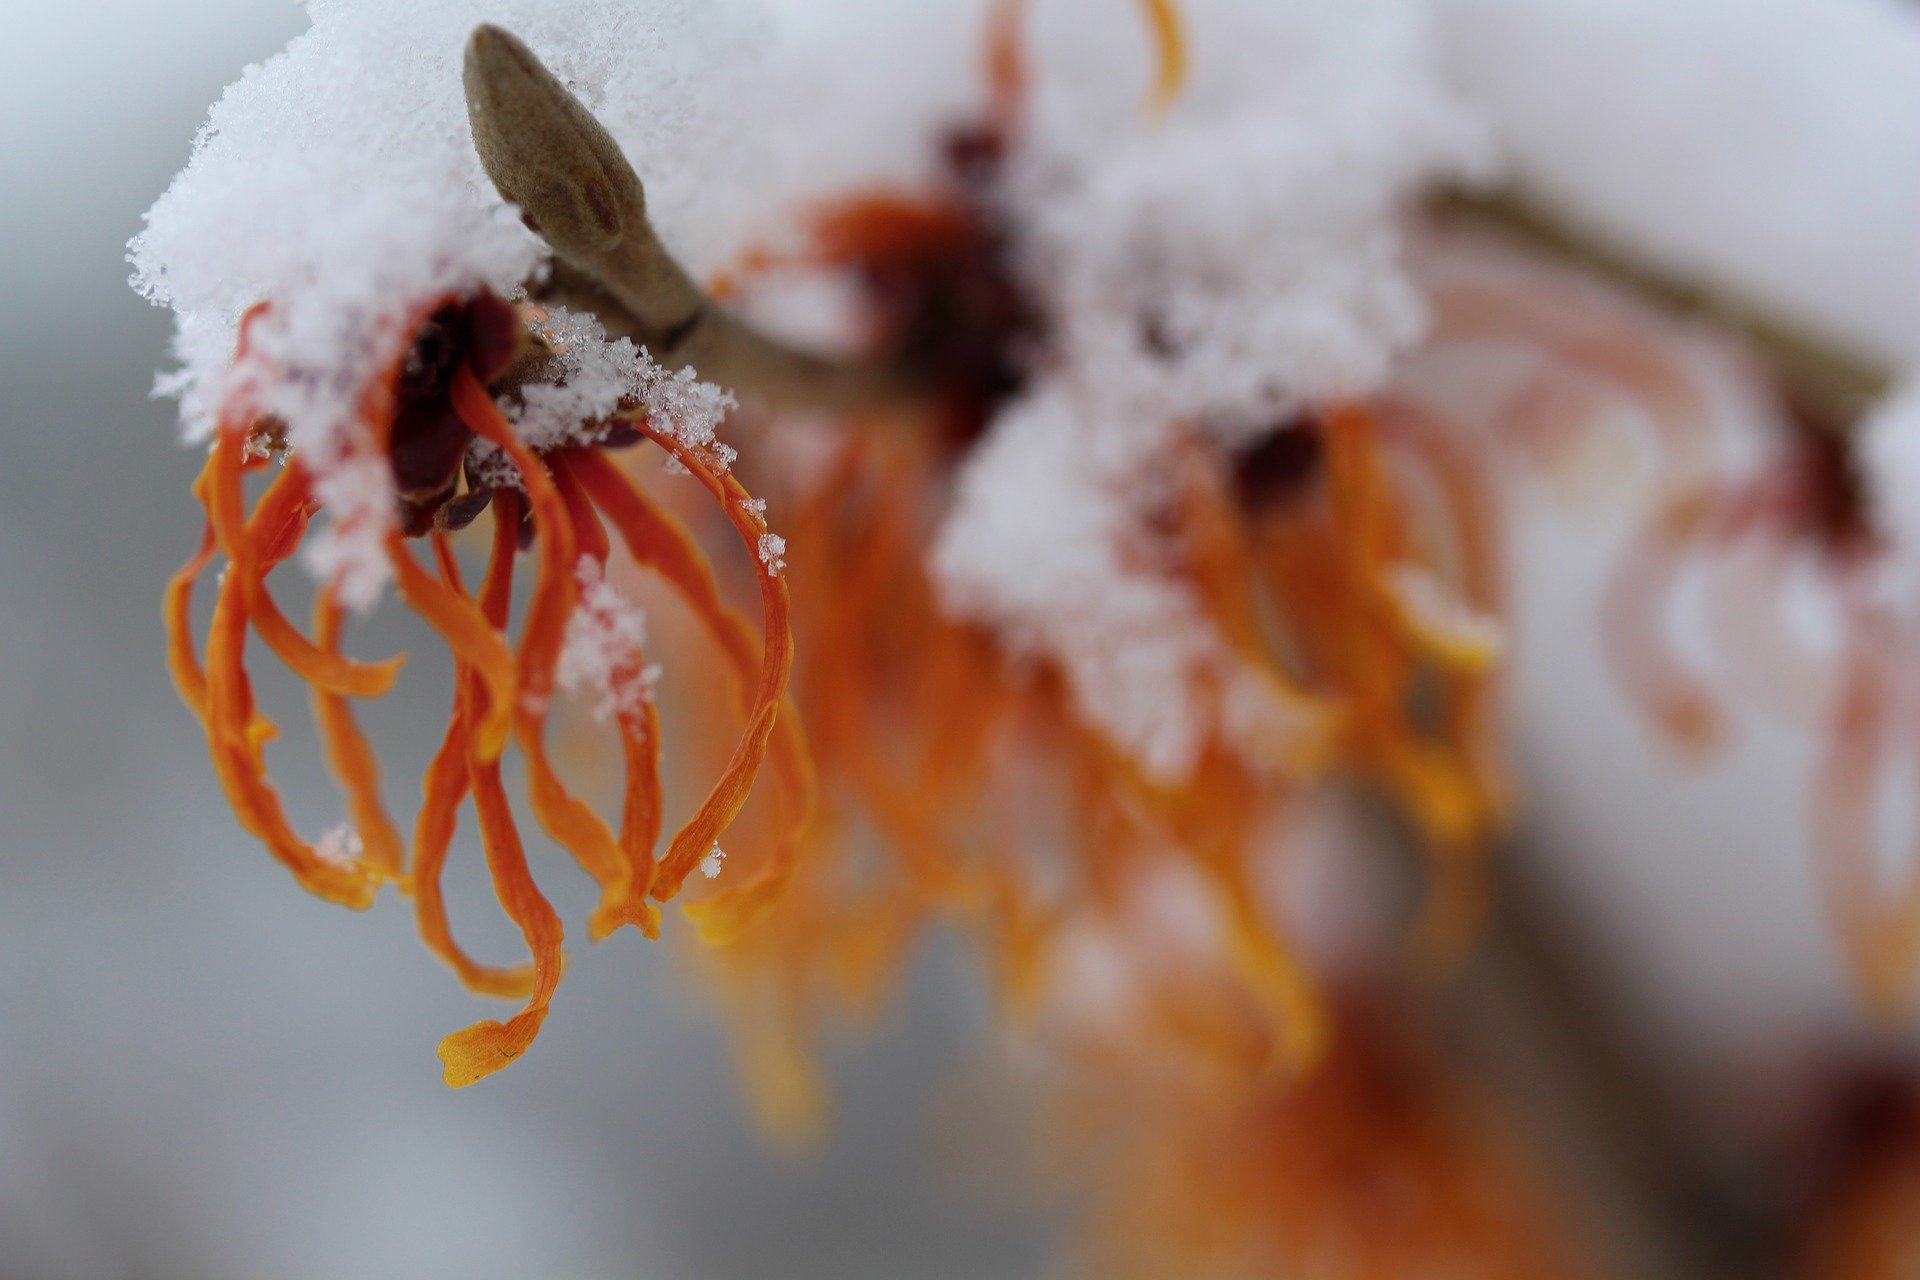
[670, 1, 1529, 1163]
[138, 3, 819, 1086]
[933, 0, 1493, 784]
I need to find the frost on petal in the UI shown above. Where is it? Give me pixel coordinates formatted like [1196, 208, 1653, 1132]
[315, 823, 365, 868]
[701, 844, 727, 879]
[556, 559, 657, 724]
[757, 533, 788, 575]
[504, 308, 741, 459]
[640, 365, 741, 464]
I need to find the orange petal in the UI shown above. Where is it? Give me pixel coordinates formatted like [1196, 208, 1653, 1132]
[201, 565, 380, 909]
[448, 378, 653, 937]
[164, 512, 217, 722]
[1600, 488, 1727, 757]
[437, 511, 567, 1086]
[204, 425, 403, 699]
[405, 534, 537, 1000]
[386, 534, 515, 760]
[1137, 0, 1188, 115]
[568, 443, 809, 914]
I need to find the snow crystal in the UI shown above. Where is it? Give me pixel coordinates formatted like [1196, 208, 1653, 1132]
[315, 824, 365, 868]
[468, 307, 740, 488]
[508, 310, 650, 453]
[700, 844, 727, 879]
[555, 559, 658, 723]
[756, 533, 787, 575]
[639, 365, 740, 461]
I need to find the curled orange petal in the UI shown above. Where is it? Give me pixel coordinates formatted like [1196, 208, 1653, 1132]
[386, 533, 515, 760]
[568, 442, 809, 919]
[203, 424, 403, 699]
[401, 535, 538, 1001]
[436, 516, 567, 1087]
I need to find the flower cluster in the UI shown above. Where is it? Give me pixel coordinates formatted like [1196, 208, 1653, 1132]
[133, 0, 1920, 1271]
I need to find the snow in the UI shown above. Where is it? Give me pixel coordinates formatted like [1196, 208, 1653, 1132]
[636, 365, 740, 470]
[1011, 0, 1490, 440]
[699, 845, 726, 880]
[555, 559, 658, 723]
[137, 0, 1484, 777]
[467, 308, 738, 490]
[314, 824, 365, 869]
[935, 389, 1224, 778]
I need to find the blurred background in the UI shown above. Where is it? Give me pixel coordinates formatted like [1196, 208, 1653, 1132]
[3, 0, 1917, 1277]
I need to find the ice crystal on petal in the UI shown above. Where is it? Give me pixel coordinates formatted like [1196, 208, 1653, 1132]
[556, 559, 656, 724]
[640, 365, 740, 462]
[315, 824, 365, 869]
[757, 533, 788, 575]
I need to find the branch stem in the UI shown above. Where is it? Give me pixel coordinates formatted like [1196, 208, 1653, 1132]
[1433, 187, 1895, 428]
